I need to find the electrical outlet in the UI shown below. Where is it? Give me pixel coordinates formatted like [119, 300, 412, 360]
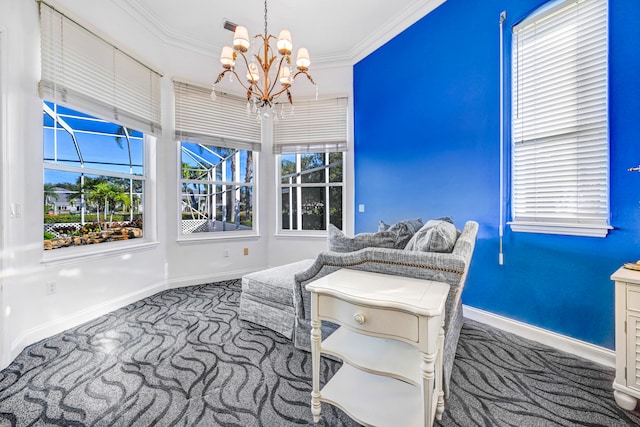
[10, 203, 20, 218]
[243, 248, 249, 256]
[46, 281, 56, 295]
[223, 249, 229, 257]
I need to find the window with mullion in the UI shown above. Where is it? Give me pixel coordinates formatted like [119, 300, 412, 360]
[180, 142, 254, 234]
[279, 152, 344, 232]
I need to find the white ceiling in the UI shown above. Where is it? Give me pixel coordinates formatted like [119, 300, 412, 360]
[115, 0, 446, 66]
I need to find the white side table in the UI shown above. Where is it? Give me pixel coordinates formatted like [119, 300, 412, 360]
[305, 269, 450, 427]
[612, 266, 640, 410]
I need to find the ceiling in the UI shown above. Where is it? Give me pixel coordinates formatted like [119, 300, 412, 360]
[115, 0, 446, 66]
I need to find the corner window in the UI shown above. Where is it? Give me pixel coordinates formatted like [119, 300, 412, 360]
[279, 152, 344, 231]
[510, 0, 610, 237]
[174, 82, 261, 239]
[273, 97, 348, 233]
[43, 102, 145, 250]
[180, 142, 254, 234]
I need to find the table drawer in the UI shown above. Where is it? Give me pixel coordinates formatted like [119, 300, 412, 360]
[318, 294, 419, 342]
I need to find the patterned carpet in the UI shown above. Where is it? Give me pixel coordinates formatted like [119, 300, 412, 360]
[0, 279, 638, 426]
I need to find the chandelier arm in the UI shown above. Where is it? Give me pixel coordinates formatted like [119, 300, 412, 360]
[236, 50, 265, 98]
[293, 70, 316, 86]
[226, 69, 256, 94]
[268, 85, 293, 103]
[266, 56, 288, 101]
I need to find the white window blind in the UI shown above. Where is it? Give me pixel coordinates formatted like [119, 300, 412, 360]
[38, 2, 162, 136]
[511, 0, 610, 237]
[273, 97, 348, 154]
[174, 81, 261, 152]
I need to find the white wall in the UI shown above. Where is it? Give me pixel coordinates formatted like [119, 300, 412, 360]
[0, 0, 353, 368]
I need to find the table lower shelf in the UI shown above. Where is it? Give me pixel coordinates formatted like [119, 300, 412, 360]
[321, 363, 426, 427]
[322, 327, 421, 386]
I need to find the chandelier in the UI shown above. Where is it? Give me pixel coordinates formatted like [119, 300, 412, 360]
[213, 0, 315, 117]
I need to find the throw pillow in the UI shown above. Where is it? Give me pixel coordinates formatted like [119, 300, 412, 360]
[377, 218, 423, 248]
[405, 219, 458, 253]
[327, 224, 397, 253]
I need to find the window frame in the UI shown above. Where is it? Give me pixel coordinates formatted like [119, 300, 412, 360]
[508, 0, 611, 238]
[276, 151, 345, 235]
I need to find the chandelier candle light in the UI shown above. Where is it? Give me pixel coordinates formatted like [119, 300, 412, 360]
[213, 0, 316, 118]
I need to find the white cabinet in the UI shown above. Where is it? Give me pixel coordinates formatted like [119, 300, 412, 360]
[305, 269, 450, 427]
[612, 266, 640, 410]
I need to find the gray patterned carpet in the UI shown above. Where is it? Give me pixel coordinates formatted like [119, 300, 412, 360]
[0, 279, 638, 426]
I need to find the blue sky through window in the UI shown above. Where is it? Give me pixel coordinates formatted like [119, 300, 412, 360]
[43, 102, 144, 185]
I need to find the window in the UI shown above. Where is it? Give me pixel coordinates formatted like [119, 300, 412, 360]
[180, 143, 254, 234]
[274, 98, 348, 232]
[43, 102, 146, 250]
[174, 82, 261, 237]
[39, 3, 160, 252]
[510, 0, 610, 237]
[280, 152, 344, 231]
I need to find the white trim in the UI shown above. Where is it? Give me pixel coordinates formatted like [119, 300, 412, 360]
[349, 0, 446, 64]
[508, 222, 613, 238]
[176, 234, 260, 244]
[0, 27, 7, 369]
[273, 232, 327, 240]
[165, 267, 260, 289]
[41, 241, 159, 266]
[118, 0, 446, 67]
[463, 305, 615, 368]
[10, 280, 166, 361]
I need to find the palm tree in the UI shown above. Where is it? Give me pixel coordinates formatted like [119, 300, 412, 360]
[43, 184, 59, 213]
[86, 182, 122, 229]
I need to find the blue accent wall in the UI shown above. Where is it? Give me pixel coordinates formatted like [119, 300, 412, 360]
[353, 0, 640, 349]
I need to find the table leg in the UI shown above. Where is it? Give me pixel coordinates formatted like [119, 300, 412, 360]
[436, 326, 445, 420]
[421, 350, 436, 426]
[310, 315, 322, 423]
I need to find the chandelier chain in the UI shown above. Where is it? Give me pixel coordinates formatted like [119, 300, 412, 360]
[264, 0, 268, 39]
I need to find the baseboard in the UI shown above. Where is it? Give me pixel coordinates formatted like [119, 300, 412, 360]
[11, 281, 166, 362]
[463, 305, 615, 368]
[166, 267, 262, 289]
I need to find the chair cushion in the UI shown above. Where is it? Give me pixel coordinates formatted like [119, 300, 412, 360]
[242, 259, 314, 306]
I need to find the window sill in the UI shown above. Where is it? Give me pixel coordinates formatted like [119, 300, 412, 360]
[177, 232, 260, 245]
[274, 231, 328, 239]
[508, 221, 613, 238]
[41, 240, 159, 266]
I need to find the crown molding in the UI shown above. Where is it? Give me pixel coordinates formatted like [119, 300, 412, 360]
[349, 0, 446, 65]
[115, 0, 219, 56]
[116, 0, 446, 67]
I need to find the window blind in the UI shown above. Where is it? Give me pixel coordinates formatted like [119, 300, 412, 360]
[38, 2, 162, 136]
[174, 81, 261, 152]
[511, 0, 609, 237]
[273, 97, 348, 154]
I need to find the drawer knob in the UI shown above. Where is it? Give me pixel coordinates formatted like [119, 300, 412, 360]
[353, 313, 366, 324]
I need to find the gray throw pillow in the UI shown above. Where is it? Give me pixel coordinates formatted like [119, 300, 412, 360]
[327, 224, 397, 252]
[377, 218, 423, 248]
[405, 220, 458, 253]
